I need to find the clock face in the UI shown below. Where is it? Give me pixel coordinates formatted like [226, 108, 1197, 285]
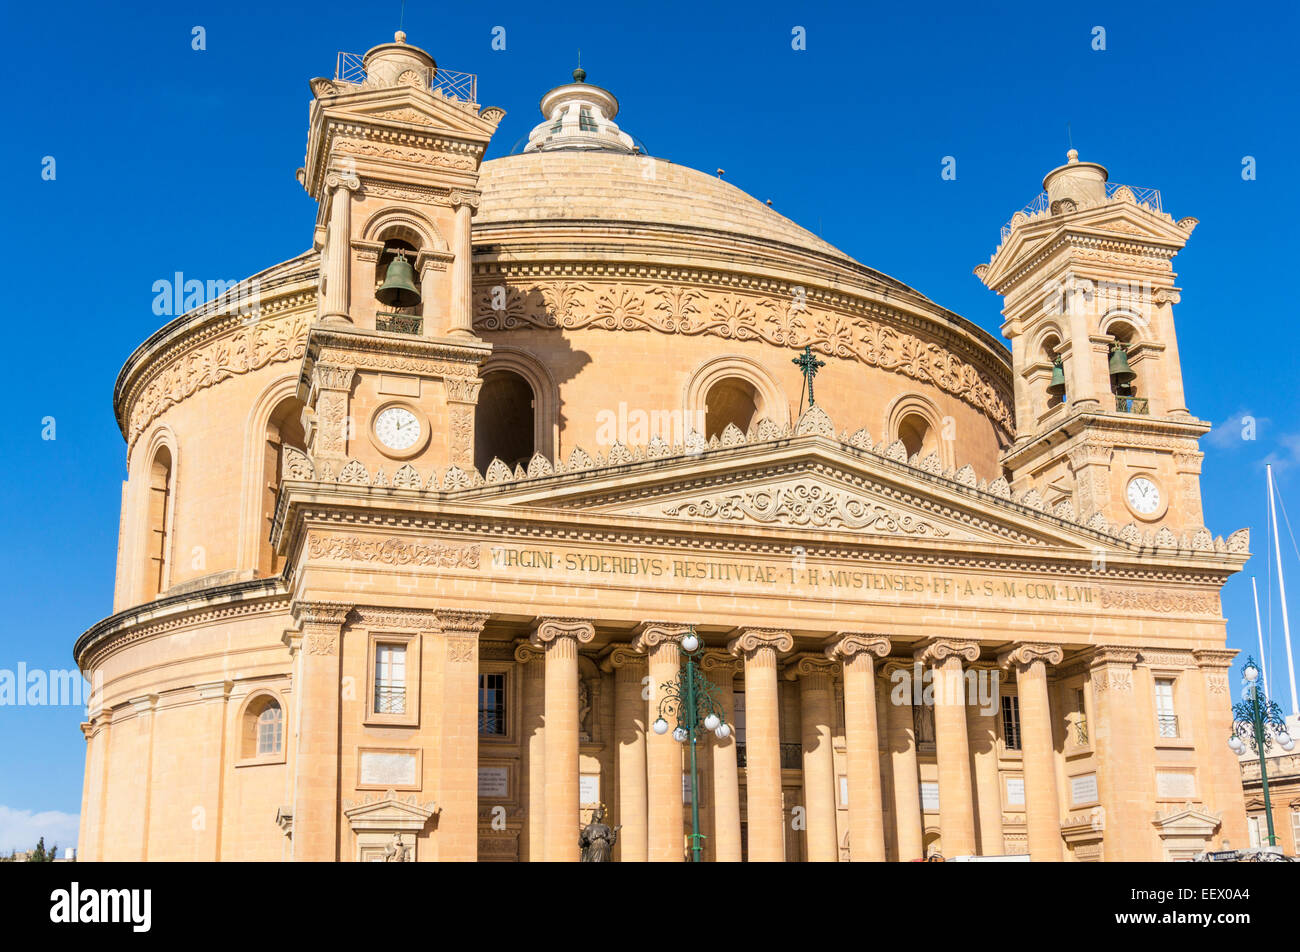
[1126, 477, 1161, 516]
[374, 406, 421, 451]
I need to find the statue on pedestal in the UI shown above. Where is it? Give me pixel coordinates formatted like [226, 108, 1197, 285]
[579, 806, 619, 862]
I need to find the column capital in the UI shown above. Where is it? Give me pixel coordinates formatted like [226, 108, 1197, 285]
[293, 601, 352, 629]
[530, 616, 596, 648]
[786, 653, 839, 681]
[434, 609, 490, 635]
[195, 680, 233, 702]
[631, 621, 691, 653]
[727, 628, 793, 659]
[512, 640, 544, 665]
[1191, 648, 1238, 670]
[448, 188, 482, 211]
[914, 638, 980, 666]
[324, 171, 361, 192]
[311, 363, 356, 393]
[1085, 645, 1140, 669]
[701, 650, 742, 677]
[600, 644, 646, 674]
[826, 632, 891, 663]
[997, 642, 1064, 671]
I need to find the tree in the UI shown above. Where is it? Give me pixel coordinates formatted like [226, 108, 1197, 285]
[27, 837, 57, 862]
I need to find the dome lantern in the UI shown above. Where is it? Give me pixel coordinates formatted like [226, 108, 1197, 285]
[523, 69, 638, 154]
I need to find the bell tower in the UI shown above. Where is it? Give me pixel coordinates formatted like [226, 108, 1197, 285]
[293, 32, 506, 478]
[975, 150, 1209, 534]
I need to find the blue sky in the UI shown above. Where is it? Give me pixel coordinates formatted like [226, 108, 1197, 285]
[2, 0, 1297, 851]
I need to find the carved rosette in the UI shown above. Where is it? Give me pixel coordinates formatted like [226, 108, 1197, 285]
[294, 601, 352, 656]
[436, 609, 488, 664]
[1088, 646, 1140, 694]
[914, 638, 981, 668]
[997, 642, 1064, 673]
[727, 628, 794, 667]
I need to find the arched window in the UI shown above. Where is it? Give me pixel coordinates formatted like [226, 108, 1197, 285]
[241, 694, 284, 761]
[475, 370, 536, 472]
[143, 445, 173, 600]
[704, 377, 760, 441]
[1041, 334, 1065, 410]
[1106, 320, 1141, 406]
[897, 412, 937, 461]
[260, 397, 306, 576]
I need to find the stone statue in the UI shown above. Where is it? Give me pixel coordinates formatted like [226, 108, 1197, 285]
[383, 832, 410, 862]
[579, 806, 620, 862]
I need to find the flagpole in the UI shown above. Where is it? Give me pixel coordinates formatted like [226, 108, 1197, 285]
[1266, 463, 1298, 716]
[1252, 576, 1270, 699]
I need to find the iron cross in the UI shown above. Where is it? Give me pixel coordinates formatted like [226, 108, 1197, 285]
[792, 345, 826, 408]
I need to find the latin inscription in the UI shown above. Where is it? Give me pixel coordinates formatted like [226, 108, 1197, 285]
[489, 546, 1096, 604]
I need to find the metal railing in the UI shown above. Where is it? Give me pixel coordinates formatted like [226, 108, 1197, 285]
[375, 685, 407, 715]
[334, 51, 477, 103]
[1000, 182, 1164, 242]
[1115, 395, 1149, 414]
[1157, 713, 1180, 738]
[376, 312, 423, 335]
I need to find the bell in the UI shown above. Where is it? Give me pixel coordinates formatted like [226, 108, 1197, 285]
[376, 251, 421, 308]
[1108, 343, 1136, 387]
[1047, 356, 1066, 397]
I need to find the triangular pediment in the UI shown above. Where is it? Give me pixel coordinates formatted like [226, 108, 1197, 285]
[461, 430, 1123, 552]
[325, 85, 502, 140]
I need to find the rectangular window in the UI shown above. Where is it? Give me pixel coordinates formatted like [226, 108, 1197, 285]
[579, 106, 597, 131]
[479, 673, 507, 735]
[1154, 678, 1178, 738]
[1292, 810, 1300, 853]
[1001, 695, 1021, 750]
[374, 643, 407, 715]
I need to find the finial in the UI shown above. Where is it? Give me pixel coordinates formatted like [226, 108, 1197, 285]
[1066, 148, 1079, 164]
[573, 67, 586, 83]
[395, 30, 407, 44]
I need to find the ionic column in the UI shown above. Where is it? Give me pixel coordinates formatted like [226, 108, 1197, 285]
[320, 173, 359, 324]
[513, 642, 546, 862]
[701, 651, 743, 862]
[602, 646, 648, 862]
[436, 610, 489, 861]
[729, 628, 794, 862]
[289, 602, 350, 862]
[827, 634, 891, 862]
[916, 639, 980, 858]
[966, 667, 1004, 857]
[448, 191, 479, 336]
[530, 618, 595, 862]
[884, 661, 924, 861]
[792, 654, 841, 862]
[633, 622, 689, 862]
[1000, 644, 1064, 861]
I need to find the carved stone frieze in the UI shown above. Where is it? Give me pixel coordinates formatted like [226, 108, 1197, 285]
[306, 533, 481, 568]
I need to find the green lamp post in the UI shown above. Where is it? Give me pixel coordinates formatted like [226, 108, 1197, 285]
[651, 627, 730, 862]
[1228, 655, 1295, 849]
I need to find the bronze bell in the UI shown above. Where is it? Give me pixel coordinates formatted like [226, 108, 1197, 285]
[1108, 342, 1136, 387]
[376, 251, 421, 308]
[1047, 356, 1066, 397]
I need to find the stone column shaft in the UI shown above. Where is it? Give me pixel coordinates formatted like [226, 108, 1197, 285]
[830, 635, 890, 861]
[966, 676, 1004, 857]
[532, 618, 595, 862]
[796, 658, 840, 862]
[606, 647, 648, 861]
[449, 198, 475, 335]
[290, 603, 349, 861]
[919, 641, 980, 858]
[1002, 645, 1064, 862]
[321, 176, 357, 323]
[886, 666, 924, 861]
[635, 623, 688, 861]
[730, 629, 793, 862]
[515, 643, 546, 862]
[703, 652, 742, 862]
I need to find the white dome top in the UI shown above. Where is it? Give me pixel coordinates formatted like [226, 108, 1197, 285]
[523, 69, 638, 154]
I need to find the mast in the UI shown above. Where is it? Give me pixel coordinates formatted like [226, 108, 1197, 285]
[1267, 463, 1298, 716]
[1252, 576, 1270, 699]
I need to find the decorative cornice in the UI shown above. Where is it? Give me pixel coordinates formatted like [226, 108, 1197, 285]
[1191, 648, 1237, 670]
[434, 609, 490, 634]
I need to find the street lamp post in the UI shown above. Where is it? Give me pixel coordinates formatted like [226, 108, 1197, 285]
[651, 627, 730, 862]
[1228, 656, 1295, 849]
